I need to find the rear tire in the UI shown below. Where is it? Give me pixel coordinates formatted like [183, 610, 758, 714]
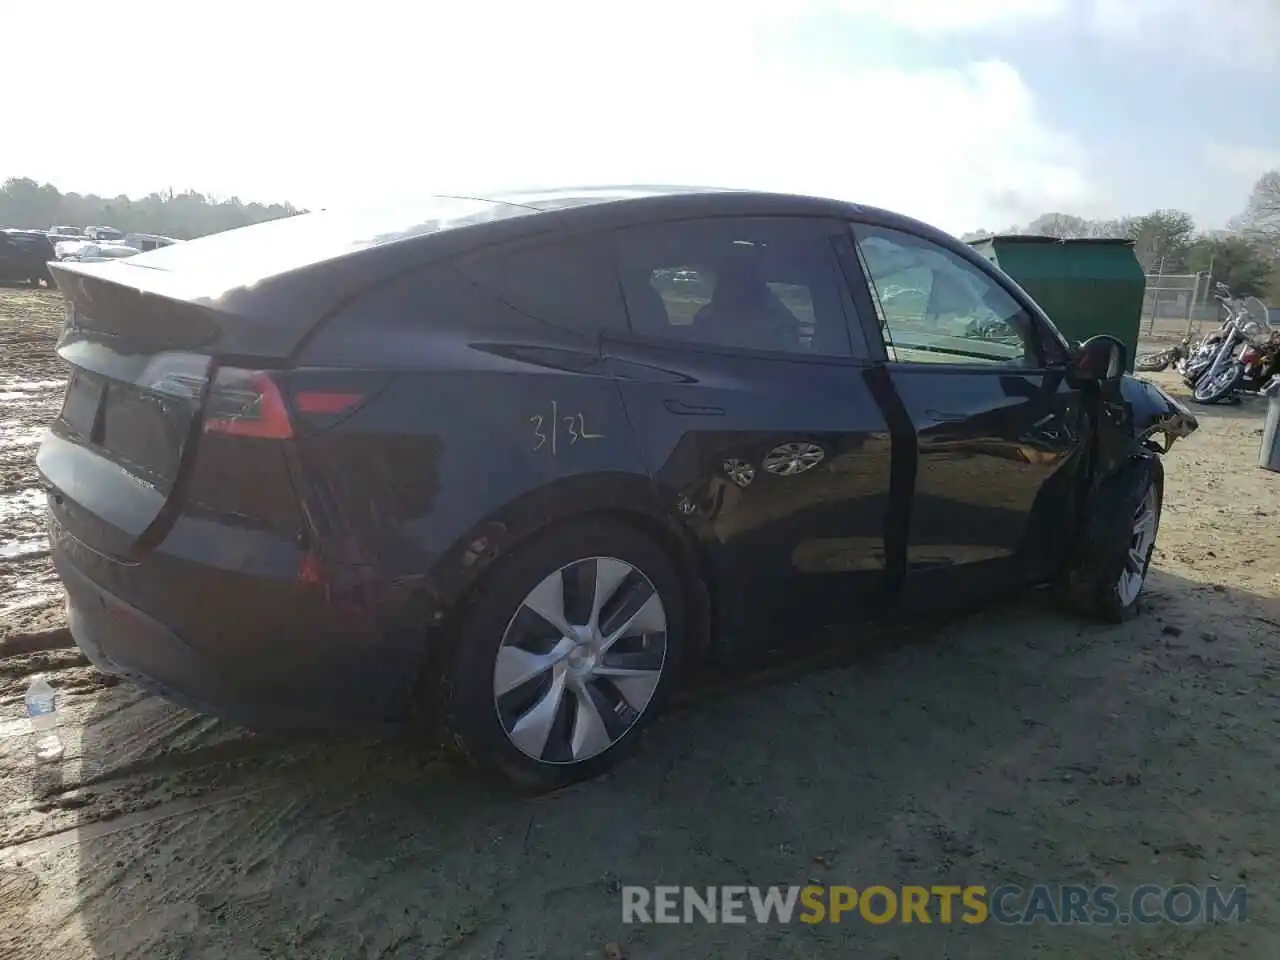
[1135, 351, 1172, 373]
[1056, 457, 1163, 623]
[441, 516, 687, 792]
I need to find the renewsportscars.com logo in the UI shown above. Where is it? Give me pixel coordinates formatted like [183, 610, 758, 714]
[622, 884, 1248, 925]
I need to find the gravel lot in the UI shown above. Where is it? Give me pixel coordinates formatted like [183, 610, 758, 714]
[0, 285, 1277, 959]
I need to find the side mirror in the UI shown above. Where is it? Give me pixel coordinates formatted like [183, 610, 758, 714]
[1069, 334, 1126, 383]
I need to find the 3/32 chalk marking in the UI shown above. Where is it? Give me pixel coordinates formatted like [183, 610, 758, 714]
[530, 400, 604, 453]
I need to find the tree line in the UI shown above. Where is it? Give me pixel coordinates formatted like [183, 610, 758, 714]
[4, 170, 1278, 301]
[962, 170, 1280, 301]
[0, 177, 303, 241]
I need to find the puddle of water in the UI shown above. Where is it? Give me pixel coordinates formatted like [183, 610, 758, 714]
[0, 558, 61, 620]
[0, 488, 45, 522]
[0, 423, 44, 450]
[0, 379, 63, 394]
[0, 539, 49, 561]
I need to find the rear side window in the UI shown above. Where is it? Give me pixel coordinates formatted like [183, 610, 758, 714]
[610, 217, 852, 357]
[452, 235, 628, 337]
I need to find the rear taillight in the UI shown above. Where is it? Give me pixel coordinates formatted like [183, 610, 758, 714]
[204, 368, 295, 439]
[294, 391, 365, 415]
[203, 367, 370, 440]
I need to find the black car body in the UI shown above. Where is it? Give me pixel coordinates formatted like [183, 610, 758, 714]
[38, 188, 1197, 787]
[0, 229, 55, 285]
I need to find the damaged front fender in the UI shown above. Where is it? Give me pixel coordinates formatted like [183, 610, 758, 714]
[1117, 375, 1199, 454]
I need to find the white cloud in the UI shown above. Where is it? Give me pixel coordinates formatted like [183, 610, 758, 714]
[1203, 143, 1280, 222]
[1084, 0, 1280, 70]
[4, 1, 1092, 235]
[832, 0, 1068, 33]
[1205, 143, 1280, 182]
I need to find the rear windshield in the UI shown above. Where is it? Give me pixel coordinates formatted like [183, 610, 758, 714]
[126, 196, 536, 286]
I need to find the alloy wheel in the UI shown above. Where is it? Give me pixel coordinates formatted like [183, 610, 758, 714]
[493, 557, 668, 764]
[1118, 485, 1158, 606]
[763, 441, 825, 476]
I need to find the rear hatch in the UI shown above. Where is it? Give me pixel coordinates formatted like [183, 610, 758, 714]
[38, 196, 537, 561]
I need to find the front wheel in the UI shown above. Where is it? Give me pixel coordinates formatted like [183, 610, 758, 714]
[1056, 458, 1163, 623]
[1192, 360, 1244, 403]
[441, 516, 686, 791]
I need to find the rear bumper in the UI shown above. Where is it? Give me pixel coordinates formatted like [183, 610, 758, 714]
[59, 556, 288, 727]
[51, 513, 428, 731]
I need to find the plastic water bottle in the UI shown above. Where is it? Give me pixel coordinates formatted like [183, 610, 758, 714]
[25, 675, 64, 762]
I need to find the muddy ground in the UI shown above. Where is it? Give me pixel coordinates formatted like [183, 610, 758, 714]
[0, 285, 1278, 958]
[0, 286, 65, 642]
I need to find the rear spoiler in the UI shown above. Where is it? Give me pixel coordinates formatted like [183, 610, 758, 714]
[49, 251, 397, 362]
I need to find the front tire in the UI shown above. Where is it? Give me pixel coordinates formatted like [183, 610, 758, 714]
[1056, 457, 1163, 623]
[1192, 360, 1244, 403]
[442, 516, 686, 791]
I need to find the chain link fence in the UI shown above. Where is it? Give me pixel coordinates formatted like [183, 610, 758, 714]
[1142, 271, 1217, 341]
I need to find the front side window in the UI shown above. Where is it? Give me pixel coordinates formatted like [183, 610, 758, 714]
[611, 217, 852, 357]
[852, 224, 1038, 366]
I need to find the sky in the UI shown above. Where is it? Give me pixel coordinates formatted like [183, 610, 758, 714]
[7, 0, 1279, 236]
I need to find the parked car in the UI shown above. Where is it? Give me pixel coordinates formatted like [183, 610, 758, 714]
[0, 229, 55, 285]
[49, 225, 85, 242]
[60, 242, 139, 262]
[83, 225, 123, 242]
[121, 232, 181, 252]
[53, 239, 88, 260]
[39, 187, 1199, 790]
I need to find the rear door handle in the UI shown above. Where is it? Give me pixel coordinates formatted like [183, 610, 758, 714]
[664, 399, 725, 416]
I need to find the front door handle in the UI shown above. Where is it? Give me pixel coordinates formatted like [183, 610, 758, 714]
[664, 399, 725, 416]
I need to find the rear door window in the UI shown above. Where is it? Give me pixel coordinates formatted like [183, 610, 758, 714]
[452, 235, 628, 337]
[609, 217, 854, 358]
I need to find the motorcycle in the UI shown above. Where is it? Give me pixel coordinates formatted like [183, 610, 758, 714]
[1135, 340, 1188, 373]
[1237, 328, 1280, 393]
[1178, 283, 1273, 404]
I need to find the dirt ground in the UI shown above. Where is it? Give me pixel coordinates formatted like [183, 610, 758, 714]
[0, 285, 1278, 958]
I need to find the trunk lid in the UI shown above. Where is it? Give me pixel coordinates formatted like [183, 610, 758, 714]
[39, 279, 220, 559]
[38, 256, 319, 559]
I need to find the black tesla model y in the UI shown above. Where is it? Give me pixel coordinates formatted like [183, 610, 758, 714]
[38, 187, 1198, 789]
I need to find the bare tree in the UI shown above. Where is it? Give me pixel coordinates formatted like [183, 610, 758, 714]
[1234, 170, 1280, 248]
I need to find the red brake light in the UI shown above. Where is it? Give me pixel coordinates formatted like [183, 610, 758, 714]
[294, 391, 365, 415]
[203, 368, 294, 439]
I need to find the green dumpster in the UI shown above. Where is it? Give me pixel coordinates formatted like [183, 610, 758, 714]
[968, 236, 1146, 372]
